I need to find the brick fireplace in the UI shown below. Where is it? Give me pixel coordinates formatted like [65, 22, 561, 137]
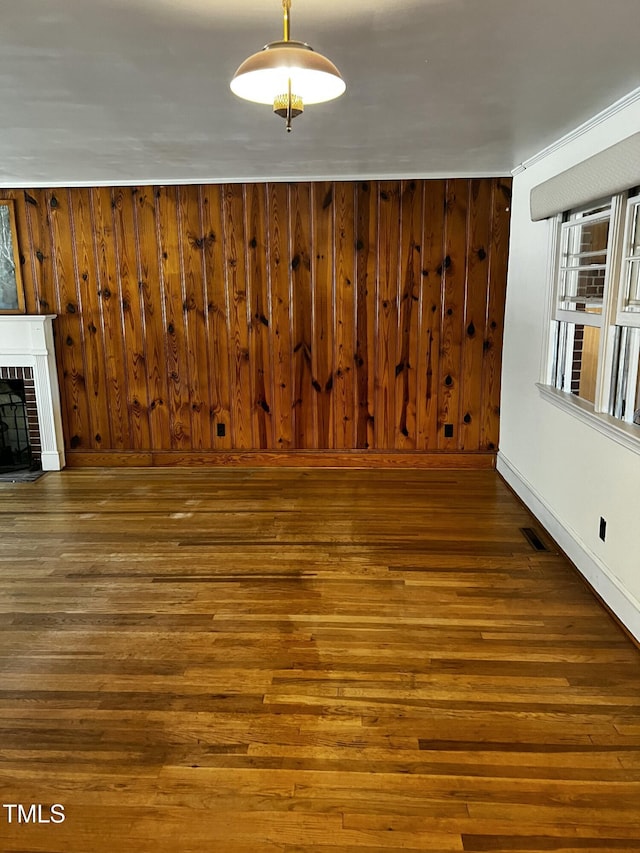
[0, 315, 65, 470]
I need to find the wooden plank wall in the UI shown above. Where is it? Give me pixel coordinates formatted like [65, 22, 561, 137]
[1, 179, 512, 466]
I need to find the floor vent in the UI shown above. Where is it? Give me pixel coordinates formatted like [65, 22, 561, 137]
[520, 527, 549, 552]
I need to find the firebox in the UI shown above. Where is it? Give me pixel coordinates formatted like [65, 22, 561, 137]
[0, 370, 41, 472]
[0, 378, 31, 471]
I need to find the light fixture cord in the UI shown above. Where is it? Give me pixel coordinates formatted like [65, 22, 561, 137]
[282, 0, 291, 41]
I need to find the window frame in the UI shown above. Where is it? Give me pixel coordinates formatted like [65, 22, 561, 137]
[542, 190, 639, 446]
[553, 202, 613, 328]
[616, 192, 640, 325]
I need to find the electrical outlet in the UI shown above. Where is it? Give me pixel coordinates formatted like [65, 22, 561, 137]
[444, 423, 454, 438]
[216, 423, 226, 438]
[599, 516, 607, 542]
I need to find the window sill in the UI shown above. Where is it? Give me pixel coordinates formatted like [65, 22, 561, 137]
[536, 383, 640, 455]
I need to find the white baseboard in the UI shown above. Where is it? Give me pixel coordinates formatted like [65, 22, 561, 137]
[497, 451, 640, 643]
[40, 450, 65, 471]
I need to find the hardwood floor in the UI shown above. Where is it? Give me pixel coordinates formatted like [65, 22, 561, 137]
[0, 468, 639, 852]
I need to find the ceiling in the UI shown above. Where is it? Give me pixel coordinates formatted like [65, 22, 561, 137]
[1, 0, 639, 187]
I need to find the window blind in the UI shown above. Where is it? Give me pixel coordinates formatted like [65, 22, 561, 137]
[530, 132, 640, 221]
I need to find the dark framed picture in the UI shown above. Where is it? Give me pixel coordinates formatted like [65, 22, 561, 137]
[0, 200, 25, 313]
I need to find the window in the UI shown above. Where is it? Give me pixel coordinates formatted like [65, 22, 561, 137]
[619, 194, 640, 318]
[547, 191, 640, 431]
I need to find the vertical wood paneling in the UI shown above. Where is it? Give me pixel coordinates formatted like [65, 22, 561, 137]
[395, 180, 423, 449]
[416, 180, 446, 450]
[112, 187, 152, 450]
[267, 182, 293, 449]
[312, 181, 335, 449]
[222, 184, 253, 449]
[481, 179, 512, 451]
[460, 179, 492, 451]
[354, 182, 377, 450]
[178, 185, 212, 450]
[90, 187, 130, 449]
[376, 182, 400, 449]
[438, 179, 468, 451]
[71, 188, 112, 451]
[245, 182, 273, 449]
[21, 191, 48, 313]
[133, 186, 171, 449]
[290, 183, 315, 449]
[5, 178, 511, 462]
[156, 186, 191, 449]
[333, 182, 356, 449]
[200, 185, 232, 449]
[47, 189, 91, 451]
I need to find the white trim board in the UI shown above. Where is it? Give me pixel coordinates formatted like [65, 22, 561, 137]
[497, 451, 640, 643]
[0, 170, 510, 190]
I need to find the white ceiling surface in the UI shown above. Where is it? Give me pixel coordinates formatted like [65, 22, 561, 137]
[1, 0, 639, 187]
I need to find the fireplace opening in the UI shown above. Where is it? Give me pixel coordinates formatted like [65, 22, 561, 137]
[0, 378, 34, 473]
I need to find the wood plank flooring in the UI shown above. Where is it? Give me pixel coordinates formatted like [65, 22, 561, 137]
[0, 468, 639, 852]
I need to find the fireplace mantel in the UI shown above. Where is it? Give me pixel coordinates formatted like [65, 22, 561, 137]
[0, 315, 65, 470]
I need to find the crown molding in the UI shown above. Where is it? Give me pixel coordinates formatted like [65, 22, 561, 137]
[0, 170, 511, 190]
[512, 86, 640, 177]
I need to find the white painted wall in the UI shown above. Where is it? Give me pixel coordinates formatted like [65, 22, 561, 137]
[499, 93, 640, 642]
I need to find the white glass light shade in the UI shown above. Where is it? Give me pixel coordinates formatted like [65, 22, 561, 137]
[230, 41, 346, 106]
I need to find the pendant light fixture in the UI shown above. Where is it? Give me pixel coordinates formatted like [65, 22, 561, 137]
[230, 0, 346, 132]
